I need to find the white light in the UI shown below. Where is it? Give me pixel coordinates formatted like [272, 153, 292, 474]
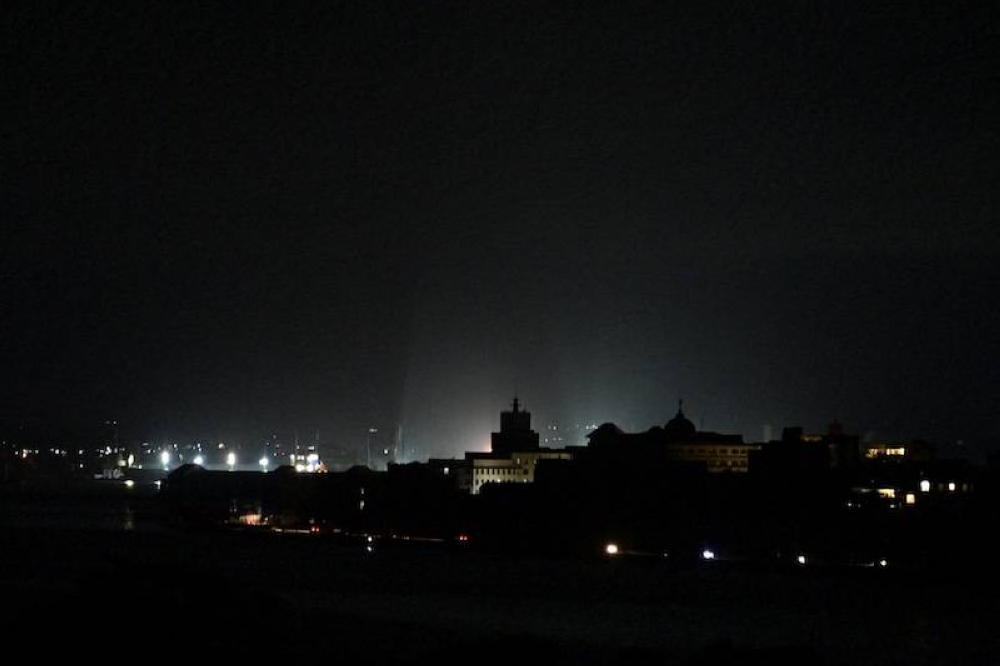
[127, 453, 135, 467]
[259, 456, 270, 468]
[307, 453, 318, 463]
[797, 555, 806, 565]
[605, 543, 620, 556]
[948, 482, 956, 492]
[295, 464, 305, 472]
[878, 558, 888, 568]
[443, 467, 449, 475]
[226, 452, 236, 467]
[905, 493, 916, 505]
[124, 480, 135, 488]
[160, 451, 170, 468]
[193, 455, 204, 466]
[702, 549, 715, 560]
[920, 479, 931, 493]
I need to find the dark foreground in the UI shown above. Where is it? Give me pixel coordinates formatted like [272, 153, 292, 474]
[1, 490, 997, 665]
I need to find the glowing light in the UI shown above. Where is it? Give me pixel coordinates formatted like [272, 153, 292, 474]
[443, 467, 450, 475]
[948, 482, 956, 492]
[797, 555, 806, 565]
[920, 479, 931, 493]
[124, 480, 135, 488]
[905, 493, 916, 505]
[226, 452, 236, 468]
[878, 559, 888, 568]
[160, 451, 170, 468]
[605, 543, 620, 556]
[259, 456, 270, 469]
[702, 549, 715, 561]
[295, 464, 305, 472]
[127, 454, 135, 467]
[193, 455, 205, 466]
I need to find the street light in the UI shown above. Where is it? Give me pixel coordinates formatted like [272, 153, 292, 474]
[226, 451, 236, 470]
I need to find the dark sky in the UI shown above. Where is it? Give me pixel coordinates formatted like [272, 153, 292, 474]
[3, 2, 998, 458]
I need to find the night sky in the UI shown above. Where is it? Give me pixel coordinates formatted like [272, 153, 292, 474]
[4, 3, 997, 457]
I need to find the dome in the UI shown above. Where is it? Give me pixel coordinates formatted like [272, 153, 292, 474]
[664, 401, 696, 439]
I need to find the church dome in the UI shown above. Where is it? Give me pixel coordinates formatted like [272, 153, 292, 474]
[664, 401, 696, 439]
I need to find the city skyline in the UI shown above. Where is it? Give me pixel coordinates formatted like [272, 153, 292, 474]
[4, 4, 997, 458]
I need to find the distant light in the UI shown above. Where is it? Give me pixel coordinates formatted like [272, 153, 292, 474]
[702, 549, 715, 560]
[905, 493, 916, 505]
[160, 451, 170, 468]
[797, 554, 807, 565]
[153, 480, 162, 490]
[127, 453, 135, 467]
[443, 467, 450, 475]
[193, 455, 205, 466]
[295, 464, 305, 472]
[920, 479, 931, 493]
[226, 452, 236, 468]
[948, 482, 956, 492]
[878, 558, 888, 568]
[218, 443, 225, 449]
[605, 543, 620, 556]
[124, 479, 135, 488]
[457, 534, 470, 542]
[259, 456, 270, 469]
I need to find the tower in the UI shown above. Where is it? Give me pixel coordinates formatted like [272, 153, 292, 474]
[491, 396, 540, 456]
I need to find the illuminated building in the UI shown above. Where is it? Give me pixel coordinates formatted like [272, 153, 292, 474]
[864, 439, 934, 461]
[425, 397, 576, 494]
[586, 402, 754, 473]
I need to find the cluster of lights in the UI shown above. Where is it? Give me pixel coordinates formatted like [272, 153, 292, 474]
[292, 452, 321, 473]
